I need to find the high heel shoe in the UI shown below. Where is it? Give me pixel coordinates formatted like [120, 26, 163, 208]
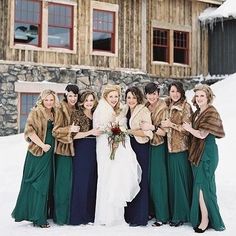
[194, 224, 208, 233]
[169, 221, 183, 227]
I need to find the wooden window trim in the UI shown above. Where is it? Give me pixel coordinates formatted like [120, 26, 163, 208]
[153, 28, 170, 63]
[151, 21, 191, 67]
[173, 30, 189, 65]
[90, 1, 119, 57]
[14, 0, 42, 47]
[92, 9, 115, 53]
[48, 2, 74, 50]
[10, 0, 77, 54]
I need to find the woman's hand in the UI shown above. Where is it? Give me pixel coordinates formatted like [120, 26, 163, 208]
[161, 119, 172, 128]
[182, 122, 192, 132]
[42, 144, 51, 152]
[70, 122, 80, 133]
[90, 128, 102, 136]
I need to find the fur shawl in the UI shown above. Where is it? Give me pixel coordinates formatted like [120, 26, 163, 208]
[165, 97, 192, 153]
[188, 105, 225, 166]
[146, 99, 168, 146]
[52, 100, 75, 157]
[24, 105, 56, 156]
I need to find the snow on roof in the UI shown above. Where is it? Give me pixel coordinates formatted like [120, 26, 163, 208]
[199, 0, 236, 24]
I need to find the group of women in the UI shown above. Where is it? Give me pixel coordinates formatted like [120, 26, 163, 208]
[12, 81, 226, 233]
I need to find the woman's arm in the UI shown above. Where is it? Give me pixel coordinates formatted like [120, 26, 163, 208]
[73, 128, 101, 139]
[28, 132, 51, 152]
[182, 122, 209, 139]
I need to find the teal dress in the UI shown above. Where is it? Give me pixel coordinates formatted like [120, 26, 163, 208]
[190, 134, 225, 231]
[149, 143, 169, 222]
[12, 121, 55, 226]
[53, 155, 72, 225]
[167, 150, 193, 223]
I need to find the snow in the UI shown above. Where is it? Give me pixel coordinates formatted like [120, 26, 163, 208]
[1, 74, 236, 235]
[199, 0, 236, 24]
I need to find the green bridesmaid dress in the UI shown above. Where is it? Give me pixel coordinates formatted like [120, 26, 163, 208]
[190, 134, 225, 231]
[12, 121, 55, 226]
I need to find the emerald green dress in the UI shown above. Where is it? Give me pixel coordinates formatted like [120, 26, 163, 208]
[167, 151, 193, 223]
[12, 121, 55, 226]
[190, 134, 225, 231]
[53, 154, 72, 225]
[149, 143, 169, 222]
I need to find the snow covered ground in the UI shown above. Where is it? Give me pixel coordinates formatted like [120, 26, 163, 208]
[0, 74, 236, 236]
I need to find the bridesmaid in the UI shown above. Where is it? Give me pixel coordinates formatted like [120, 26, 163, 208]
[12, 89, 58, 228]
[124, 86, 153, 226]
[70, 90, 101, 225]
[52, 84, 80, 225]
[140, 82, 170, 226]
[183, 84, 225, 233]
[161, 81, 193, 227]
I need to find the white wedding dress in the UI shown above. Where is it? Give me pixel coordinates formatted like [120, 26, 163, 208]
[93, 99, 142, 226]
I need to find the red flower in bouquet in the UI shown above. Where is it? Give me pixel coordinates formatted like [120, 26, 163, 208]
[106, 123, 127, 160]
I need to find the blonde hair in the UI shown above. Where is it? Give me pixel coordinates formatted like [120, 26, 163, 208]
[102, 84, 121, 114]
[192, 84, 215, 108]
[36, 89, 59, 108]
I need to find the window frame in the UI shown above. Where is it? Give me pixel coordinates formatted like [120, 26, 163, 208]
[173, 30, 189, 65]
[14, 0, 42, 47]
[90, 1, 119, 57]
[151, 21, 191, 66]
[153, 28, 170, 63]
[11, 0, 77, 54]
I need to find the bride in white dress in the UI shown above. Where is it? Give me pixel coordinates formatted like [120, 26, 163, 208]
[93, 84, 142, 226]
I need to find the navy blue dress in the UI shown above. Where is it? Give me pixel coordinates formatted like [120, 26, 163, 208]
[125, 110, 150, 226]
[70, 119, 97, 225]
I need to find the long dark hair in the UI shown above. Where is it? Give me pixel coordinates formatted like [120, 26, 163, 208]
[168, 81, 186, 102]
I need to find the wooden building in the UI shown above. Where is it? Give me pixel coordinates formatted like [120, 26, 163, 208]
[0, 0, 225, 135]
[0, 0, 224, 78]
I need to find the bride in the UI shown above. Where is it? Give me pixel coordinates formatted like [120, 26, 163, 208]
[93, 84, 141, 226]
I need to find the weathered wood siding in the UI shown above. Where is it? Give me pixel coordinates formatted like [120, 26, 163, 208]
[1, 0, 215, 77]
[2, 0, 143, 70]
[146, 0, 210, 78]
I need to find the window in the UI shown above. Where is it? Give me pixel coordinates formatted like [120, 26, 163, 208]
[174, 31, 189, 64]
[93, 9, 115, 53]
[152, 27, 189, 65]
[48, 3, 73, 49]
[13, 0, 75, 51]
[153, 28, 169, 62]
[14, 0, 41, 46]
[20, 93, 39, 132]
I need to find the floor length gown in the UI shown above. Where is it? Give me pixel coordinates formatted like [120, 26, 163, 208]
[70, 122, 97, 225]
[12, 121, 55, 226]
[190, 134, 225, 231]
[93, 99, 141, 226]
[125, 112, 150, 226]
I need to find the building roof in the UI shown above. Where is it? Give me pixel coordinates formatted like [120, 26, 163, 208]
[199, 0, 236, 23]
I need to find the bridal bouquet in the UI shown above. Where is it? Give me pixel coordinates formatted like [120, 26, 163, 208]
[105, 122, 128, 160]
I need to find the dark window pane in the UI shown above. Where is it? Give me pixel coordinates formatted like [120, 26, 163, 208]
[153, 46, 167, 62]
[93, 32, 111, 51]
[174, 48, 186, 64]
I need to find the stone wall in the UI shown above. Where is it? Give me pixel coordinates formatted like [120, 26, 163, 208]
[0, 63, 223, 136]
